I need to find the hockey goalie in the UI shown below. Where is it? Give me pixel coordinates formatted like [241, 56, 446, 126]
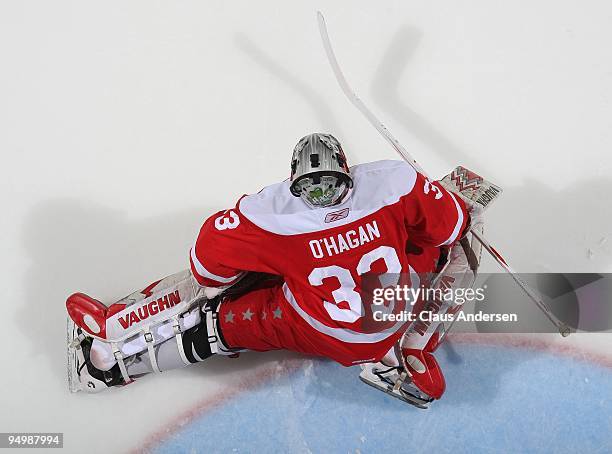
[66, 133, 499, 408]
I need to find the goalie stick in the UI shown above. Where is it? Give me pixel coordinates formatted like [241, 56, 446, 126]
[316, 11, 570, 337]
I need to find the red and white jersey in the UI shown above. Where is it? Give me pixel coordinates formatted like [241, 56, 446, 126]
[190, 160, 468, 351]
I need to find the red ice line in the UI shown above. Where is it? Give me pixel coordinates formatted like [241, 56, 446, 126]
[130, 358, 305, 454]
[132, 335, 612, 453]
[449, 333, 612, 369]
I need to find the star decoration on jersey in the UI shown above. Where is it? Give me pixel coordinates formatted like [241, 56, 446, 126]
[242, 308, 254, 321]
[273, 307, 282, 319]
[225, 308, 281, 322]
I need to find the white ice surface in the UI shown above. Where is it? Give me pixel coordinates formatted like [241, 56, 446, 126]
[0, 1, 611, 452]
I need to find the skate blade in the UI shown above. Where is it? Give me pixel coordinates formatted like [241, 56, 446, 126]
[359, 375, 431, 409]
[66, 318, 83, 393]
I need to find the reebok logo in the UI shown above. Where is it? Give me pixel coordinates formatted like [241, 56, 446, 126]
[325, 207, 350, 223]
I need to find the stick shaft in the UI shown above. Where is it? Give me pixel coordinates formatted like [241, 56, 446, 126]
[470, 229, 569, 334]
[317, 12, 427, 177]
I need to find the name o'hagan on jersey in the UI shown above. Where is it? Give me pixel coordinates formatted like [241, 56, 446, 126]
[309, 220, 381, 258]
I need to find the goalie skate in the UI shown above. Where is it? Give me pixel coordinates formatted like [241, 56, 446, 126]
[359, 363, 433, 409]
[67, 318, 126, 393]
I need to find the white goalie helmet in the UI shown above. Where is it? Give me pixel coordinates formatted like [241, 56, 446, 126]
[290, 133, 353, 208]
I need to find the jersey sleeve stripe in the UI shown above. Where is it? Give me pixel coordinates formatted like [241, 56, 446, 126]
[189, 246, 243, 284]
[436, 190, 464, 247]
[190, 261, 240, 288]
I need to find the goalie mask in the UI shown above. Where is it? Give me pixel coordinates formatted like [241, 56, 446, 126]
[289, 133, 353, 208]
